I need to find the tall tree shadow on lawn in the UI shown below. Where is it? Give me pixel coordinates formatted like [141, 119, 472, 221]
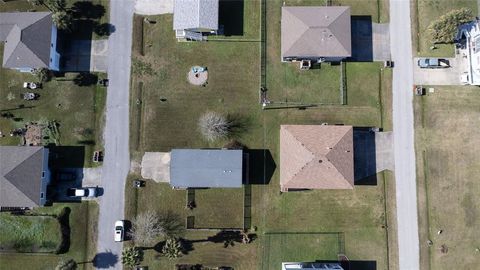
[93, 251, 119, 269]
[219, 0, 244, 36]
[245, 149, 276, 185]
[348, 16, 373, 62]
[353, 128, 377, 185]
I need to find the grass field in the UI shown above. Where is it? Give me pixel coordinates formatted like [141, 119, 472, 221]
[412, 0, 477, 56]
[414, 87, 480, 270]
[0, 214, 61, 253]
[0, 202, 99, 270]
[126, 0, 396, 269]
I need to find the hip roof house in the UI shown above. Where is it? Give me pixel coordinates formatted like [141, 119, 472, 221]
[0, 12, 60, 72]
[170, 149, 243, 189]
[173, 0, 219, 41]
[281, 6, 351, 63]
[280, 125, 354, 192]
[0, 146, 51, 209]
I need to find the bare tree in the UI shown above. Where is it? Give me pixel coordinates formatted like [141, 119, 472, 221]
[198, 111, 231, 142]
[129, 210, 163, 246]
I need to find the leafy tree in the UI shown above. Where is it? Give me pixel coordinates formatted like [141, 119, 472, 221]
[55, 258, 77, 270]
[428, 8, 474, 43]
[198, 111, 232, 142]
[161, 237, 182, 259]
[52, 11, 73, 31]
[121, 247, 143, 268]
[33, 68, 52, 82]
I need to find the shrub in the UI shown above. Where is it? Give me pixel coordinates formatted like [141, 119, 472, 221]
[428, 8, 474, 43]
[121, 247, 143, 268]
[33, 68, 52, 83]
[161, 237, 182, 259]
[55, 207, 71, 254]
[198, 111, 232, 142]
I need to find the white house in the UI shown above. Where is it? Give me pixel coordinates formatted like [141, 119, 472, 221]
[456, 19, 480, 85]
[173, 0, 219, 41]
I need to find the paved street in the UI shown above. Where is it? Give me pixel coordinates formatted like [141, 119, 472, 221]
[390, 1, 420, 269]
[95, 0, 134, 268]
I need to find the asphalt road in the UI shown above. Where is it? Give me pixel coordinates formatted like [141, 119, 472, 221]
[95, 0, 134, 268]
[390, 0, 420, 269]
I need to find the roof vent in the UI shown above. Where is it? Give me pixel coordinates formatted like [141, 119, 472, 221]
[318, 159, 323, 163]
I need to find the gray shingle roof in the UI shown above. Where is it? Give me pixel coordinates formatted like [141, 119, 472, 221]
[281, 6, 351, 59]
[0, 12, 53, 69]
[173, 0, 219, 31]
[170, 149, 243, 188]
[0, 146, 46, 208]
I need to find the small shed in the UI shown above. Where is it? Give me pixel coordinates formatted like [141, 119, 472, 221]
[170, 149, 243, 188]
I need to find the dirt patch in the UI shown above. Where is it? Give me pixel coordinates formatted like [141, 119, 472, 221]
[134, 0, 173, 15]
[141, 152, 171, 182]
[24, 124, 42, 146]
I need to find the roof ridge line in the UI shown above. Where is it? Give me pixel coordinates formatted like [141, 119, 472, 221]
[326, 8, 350, 54]
[325, 127, 353, 185]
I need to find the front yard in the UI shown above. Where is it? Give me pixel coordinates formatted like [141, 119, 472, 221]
[414, 87, 480, 270]
[412, 0, 477, 56]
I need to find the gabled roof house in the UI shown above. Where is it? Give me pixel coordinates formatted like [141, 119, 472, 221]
[173, 0, 219, 41]
[0, 146, 51, 209]
[170, 149, 243, 189]
[280, 125, 354, 192]
[0, 12, 60, 72]
[456, 19, 480, 85]
[281, 6, 351, 63]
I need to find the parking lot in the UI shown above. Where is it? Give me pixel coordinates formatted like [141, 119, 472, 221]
[413, 55, 465, 85]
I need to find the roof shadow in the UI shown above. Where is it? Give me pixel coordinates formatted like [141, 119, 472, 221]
[313, 260, 377, 270]
[244, 149, 276, 185]
[219, 0, 244, 36]
[353, 128, 377, 185]
[348, 16, 373, 62]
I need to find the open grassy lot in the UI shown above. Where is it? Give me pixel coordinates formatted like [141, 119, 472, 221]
[0, 202, 99, 270]
[412, 0, 477, 56]
[0, 45, 106, 167]
[193, 189, 245, 229]
[414, 87, 480, 270]
[127, 0, 396, 269]
[0, 214, 61, 253]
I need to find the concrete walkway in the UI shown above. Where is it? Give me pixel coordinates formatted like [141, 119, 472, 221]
[95, 0, 134, 268]
[390, 0, 420, 269]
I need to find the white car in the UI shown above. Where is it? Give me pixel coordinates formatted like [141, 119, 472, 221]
[114, 220, 124, 242]
[67, 187, 98, 198]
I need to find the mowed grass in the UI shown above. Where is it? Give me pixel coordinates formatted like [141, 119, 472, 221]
[413, 0, 477, 56]
[262, 233, 340, 270]
[414, 87, 480, 270]
[193, 189, 244, 228]
[0, 214, 61, 252]
[0, 202, 99, 270]
[0, 45, 106, 167]
[126, 0, 396, 269]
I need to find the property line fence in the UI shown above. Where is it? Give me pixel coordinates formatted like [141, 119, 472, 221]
[340, 61, 347, 105]
[259, 0, 267, 104]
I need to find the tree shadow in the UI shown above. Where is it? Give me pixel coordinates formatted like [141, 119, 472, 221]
[93, 251, 119, 269]
[73, 72, 98, 86]
[71, 1, 106, 19]
[226, 113, 250, 138]
[219, 0, 244, 36]
[55, 207, 71, 254]
[94, 23, 116, 37]
[159, 210, 185, 238]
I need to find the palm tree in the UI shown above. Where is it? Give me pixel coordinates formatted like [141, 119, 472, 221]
[52, 11, 73, 31]
[121, 247, 143, 268]
[161, 238, 182, 259]
[55, 258, 77, 270]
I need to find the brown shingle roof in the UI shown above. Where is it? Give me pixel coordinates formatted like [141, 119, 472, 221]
[280, 125, 354, 191]
[281, 6, 351, 59]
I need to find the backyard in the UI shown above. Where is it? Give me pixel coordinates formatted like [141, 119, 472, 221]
[414, 87, 480, 270]
[0, 202, 99, 270]
[412, 0, 477, 56]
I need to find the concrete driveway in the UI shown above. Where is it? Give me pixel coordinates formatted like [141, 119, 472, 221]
[141, 152, 171, 183]
[373, 23, 391, 61]
[413, 55, 464, 85]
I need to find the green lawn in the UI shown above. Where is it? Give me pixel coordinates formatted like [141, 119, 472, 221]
[0, 214, 61, 253]
[192, 189, 245, 229]
[126, 0, 396, 269]
[414, 87, 480, 270]
[413, 0, 477, 56]
[0, 202, 99, 270]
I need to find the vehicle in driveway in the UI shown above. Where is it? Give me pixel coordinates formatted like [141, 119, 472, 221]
[67, 187, 98, 198]
[417, 58, 450, 68]
[114, 220, 124, 242]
